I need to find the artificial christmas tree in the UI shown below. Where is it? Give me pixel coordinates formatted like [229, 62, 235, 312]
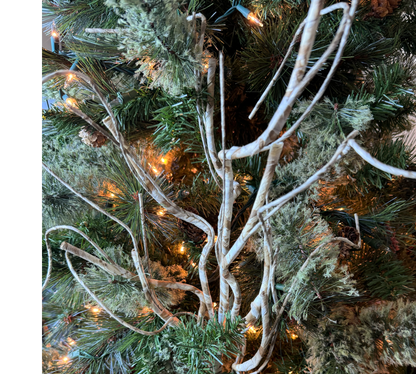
[42, 0, 416, 373]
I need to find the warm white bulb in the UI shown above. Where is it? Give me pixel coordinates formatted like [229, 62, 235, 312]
[247, 12, 263, 27]
[65, 98, 77, 107]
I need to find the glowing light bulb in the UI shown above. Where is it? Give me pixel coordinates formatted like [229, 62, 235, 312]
[213, 302, 217, 307]
[249, 326, 257, 333]
[148, 163, 158, 174]
[51, 31, 58, 37]
[191, 262, 196, 267]
[161, 157, 167, 164]
[67, 73, 74, 82]
[65, 98, 77, 107]
[67, 337, 76, 346]
[157, 209, 165, 216]
[247, 12, 263, 27]
[286, 329, 298, 340]
[62, 356, 69, 363]
[92, 307, 100, 313]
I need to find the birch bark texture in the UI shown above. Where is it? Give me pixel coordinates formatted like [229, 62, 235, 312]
[42, 0, 416, 371]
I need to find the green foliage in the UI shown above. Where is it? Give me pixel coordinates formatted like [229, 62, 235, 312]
[42, 136, 113, 228]
[263, 196, 358, 322]
[42, 48, 72, 75]
[352, 60, 416, 134]
[304, 299, 416, 373]
[348, 246, 415, 300]
[375, 0, 416, 55]
[80, 246, 149, 316]
[97, 147, 177, 246]
[111, 87, 165, 135]
[271, 96, 373, 197]
[238, 9, 305, 110]
[44, 312, 244, 374]
[322, 198, 416, 251]
[345, 137, 416, 194]
[135, 315, 243, 374]
[151, 93, 205, 156]
[102, 0, 201, 95]
[42, 170, 86, 228]
[42, 106, 90, 137]
[42, 0, 120, 37]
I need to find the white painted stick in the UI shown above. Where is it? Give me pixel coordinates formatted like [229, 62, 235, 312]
[348, 139, 416, 179]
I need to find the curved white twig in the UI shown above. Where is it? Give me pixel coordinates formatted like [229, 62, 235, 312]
[66, 250, 189, 335]
[348, 139, 416, 179]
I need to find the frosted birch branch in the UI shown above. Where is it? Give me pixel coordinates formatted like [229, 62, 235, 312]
[204, 58, 223, 177]
[219, 0, 358, 161]
[43, 70, 217, 318]
[84, 28, 124, 34]
[259, 131, 359, 222]
[348, 139, 416, 179]
[42, 224, 117, 291]
[262, 2, 357, 152]
[42, 162, 179, 325]
[241, 133, 357, 326]
[138, 193, 151, 274]
[248, 2, 350, 119]
[223, 143, 283, 267]
[66, 251, 186, 335]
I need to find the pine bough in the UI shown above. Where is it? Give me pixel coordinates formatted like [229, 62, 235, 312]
[42, 0, 416, 372]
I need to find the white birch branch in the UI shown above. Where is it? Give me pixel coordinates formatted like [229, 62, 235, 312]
[66, 250, 187, 335]
[242, 132, 358, 327]
[138, 193, 151, 274]
[262, 2, 357, 152]
[348, 139, 416, 179]
[43, 70, 217, 319]
[42, 162, 180, 325]
[84, 28, 124, 34]
[223, 143, 283, 267]
[42, 224, 118, 291]
[219, 0, 358, 161]
[259, 131, 359, 222]
[204, 58, 224, 177]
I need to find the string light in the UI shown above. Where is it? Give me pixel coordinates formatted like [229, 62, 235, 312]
[161, 157, 167, 164]
[148, 163, 158, 174]
[62, 356, 70, 363]
[67, 73, 74, 82]
[286, 329, 298, 340]
[180, 242, 185, 253]
[157, 209, 165, 216]
[65, 98, 77, 107]
[213, 302, 217, 307]
[91, 307, 101, 313]
[51, 31, 58, 38]
[248, 326, 257, 333]
[236, 5, 263, 27]
[67, 337, 76, 346]
[247, 12, 263, 27]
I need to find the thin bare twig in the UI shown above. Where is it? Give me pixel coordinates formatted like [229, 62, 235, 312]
[138, 193, 151, 275]
[348, 139, 416, 179]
